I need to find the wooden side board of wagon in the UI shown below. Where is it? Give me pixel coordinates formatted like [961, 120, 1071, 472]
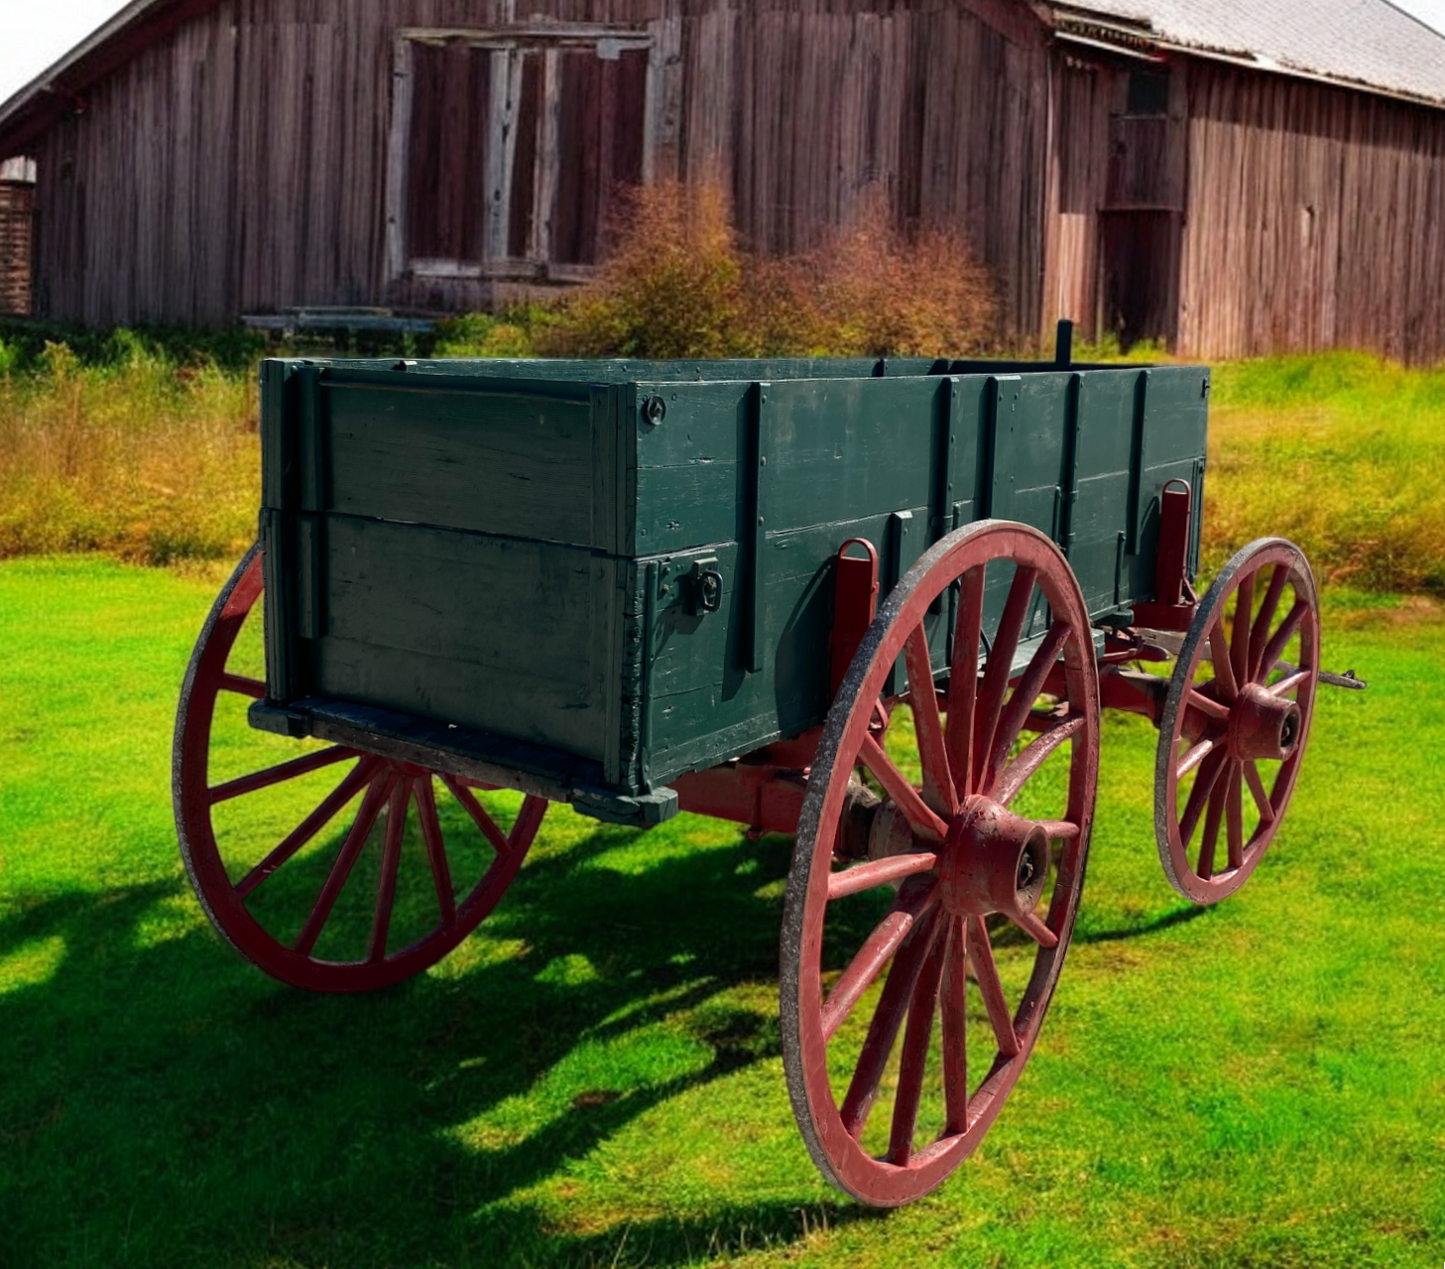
[173, 338, 1349, 1206]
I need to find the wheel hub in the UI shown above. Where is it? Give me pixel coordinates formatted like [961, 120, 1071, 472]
[937, 797, 1049, 920]
[1229, 683, 1302, 760]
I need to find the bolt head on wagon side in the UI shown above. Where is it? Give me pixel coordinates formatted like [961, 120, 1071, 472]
[174, 331, 1323, 1207]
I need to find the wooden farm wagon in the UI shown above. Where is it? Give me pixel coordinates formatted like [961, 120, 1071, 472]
[174, 337, 1323, 1205]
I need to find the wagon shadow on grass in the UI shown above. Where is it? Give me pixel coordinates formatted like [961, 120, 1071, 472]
[0, 824, 885, 1268]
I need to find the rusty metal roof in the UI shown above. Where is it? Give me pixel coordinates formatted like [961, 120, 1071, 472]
[1050, 0, 1445, 106]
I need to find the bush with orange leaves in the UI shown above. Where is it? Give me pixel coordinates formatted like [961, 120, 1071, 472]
[541, 181, 997, 359]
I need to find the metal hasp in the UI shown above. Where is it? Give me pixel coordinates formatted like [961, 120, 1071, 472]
[172, 346, 1341, 1211]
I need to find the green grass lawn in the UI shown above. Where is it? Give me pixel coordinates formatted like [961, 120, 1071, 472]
[0, 556, 1441, 1269]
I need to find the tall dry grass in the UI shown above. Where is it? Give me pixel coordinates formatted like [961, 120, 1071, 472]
[1, 272, 1439, 596]
[0, 337, 258, 565]
[539, 180, 997, 359]
[1204, 352, 1445, 592]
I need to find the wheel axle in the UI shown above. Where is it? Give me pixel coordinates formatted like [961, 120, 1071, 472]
[1231, 683, 1302, 760]
[938, 798, 1050, 920]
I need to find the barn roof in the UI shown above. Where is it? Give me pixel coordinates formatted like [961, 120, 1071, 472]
[3, 0, 1445, 158]
[1050, 1, 1445, 106]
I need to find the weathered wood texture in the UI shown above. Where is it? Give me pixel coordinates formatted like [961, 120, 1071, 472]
[1045, 49, 1445, 362]
[0, 181, 34, 315]
[1177, 60, 1445, 363]
[24, 0, 1048, 337]
[259, 354, 1206, 795]
[19, 0, 1445, 359]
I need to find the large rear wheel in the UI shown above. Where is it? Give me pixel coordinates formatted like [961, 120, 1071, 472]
[173, 546, 548, 992]
[781, 521, 1100, 1206]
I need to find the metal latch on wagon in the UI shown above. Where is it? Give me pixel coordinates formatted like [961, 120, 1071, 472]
[686, 558, 724, 615]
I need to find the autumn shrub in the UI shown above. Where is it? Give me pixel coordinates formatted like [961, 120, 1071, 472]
[431, 308, 555, 358]
[540, 180, 998, 359]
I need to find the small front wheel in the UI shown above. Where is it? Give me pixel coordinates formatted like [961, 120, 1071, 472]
[1155, 538, 1319, 905]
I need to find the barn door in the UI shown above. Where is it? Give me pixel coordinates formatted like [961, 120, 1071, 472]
[1098, 210, 1180, 348]
[396, 32, 651, 282]
[1096, 65, 1186, 350]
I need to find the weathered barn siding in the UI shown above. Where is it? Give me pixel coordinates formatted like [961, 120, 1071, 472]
[25, 0, 1050, 337]
[0, 180, 34, 315]
[1177, 60, 1445, 363]
[19, 0, 1445, 359]
[1044, 54, 1114, 339]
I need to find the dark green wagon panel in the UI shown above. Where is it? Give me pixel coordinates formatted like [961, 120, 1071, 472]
[256, 352, 1210, 808]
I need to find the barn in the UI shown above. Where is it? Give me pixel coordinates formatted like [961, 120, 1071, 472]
[1, 0, 1445, 360]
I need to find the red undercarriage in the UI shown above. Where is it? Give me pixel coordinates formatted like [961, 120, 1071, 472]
[674, 485, 1200, 836]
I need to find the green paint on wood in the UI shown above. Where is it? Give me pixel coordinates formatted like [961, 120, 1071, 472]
[256, 354, 1209, 802]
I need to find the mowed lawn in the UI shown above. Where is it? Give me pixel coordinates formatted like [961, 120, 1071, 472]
[0, 555, 1441, 1269]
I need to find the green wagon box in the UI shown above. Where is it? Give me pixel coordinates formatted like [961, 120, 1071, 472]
[251, 353, 1206, 820]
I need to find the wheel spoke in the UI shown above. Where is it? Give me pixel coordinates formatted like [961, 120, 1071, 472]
[1229, 572, 1254, 688]
[1179, 746, 1229, 846]
[940, 917, 969, 1134]
[828, 851, 938, 901]
[293, 771, 394, 957]
[1185, 688, 1231, 724]
[905, 624, 957, 817]
[442, 774, 511, 855]
[986, 621, 1071, 791]
[1268, 668, 1311, 697]
[218, 672, 266, 699]
[367, 781, 410, 963]
[858, 733, 950, 842]
[1008, 907, 1059, 949]
[1176, 731, 1223, 781]
[414, 777, 457, 926]
[209, 745, 359, 805]
[509, 796, 551, 856]
[1243, 760, 1276, 825]
[235, 757, 380, 900]
[1258, 600, 1308, 681]
[973, 565, 1039, 791]
[821, 882, 938, 1043]
[946, 566, 985, 796]
[839, 912, 938, 1139]
[1247, 565, 1289, 681]
[1039, 819, 1080, 840]
[888, 921, 949, 1165]
[1225, 762, 1245, 870]
[966, 918, 1020, 1059]
[1208, 618, 1238, 702]
[994, 713, 1084, 806]
[1196, 761, 1232, 879]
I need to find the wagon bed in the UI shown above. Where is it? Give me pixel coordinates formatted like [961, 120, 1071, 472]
[252, 351, 1207, 824]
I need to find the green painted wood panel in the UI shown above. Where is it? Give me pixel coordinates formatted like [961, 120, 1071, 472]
[1127, 367, 1210, 604]
[314, 356, 941, 383]
[1070, 370, 1142, 614]
[318, 371, 601, 548]
[256, 354, 1210, 801]
[312, 515, 616, 762]
[638, 509, 937, 788]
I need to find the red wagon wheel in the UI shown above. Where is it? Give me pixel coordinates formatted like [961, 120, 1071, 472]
[173, 545, 548, 992]
[1155, 538, 1319, 905]
[781, 520, 1101, 1206]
